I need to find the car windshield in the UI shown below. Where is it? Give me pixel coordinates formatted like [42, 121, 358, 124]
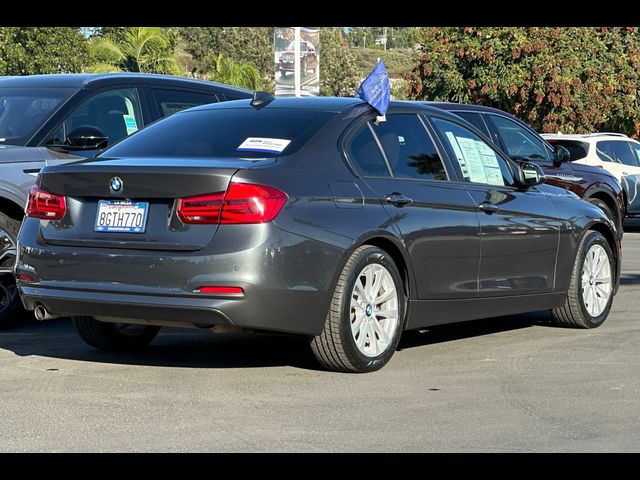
[102, 107, 334, 159]
[0, 87, 75, 145]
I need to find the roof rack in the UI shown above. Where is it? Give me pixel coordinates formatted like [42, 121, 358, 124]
[586, 132, 629, 138]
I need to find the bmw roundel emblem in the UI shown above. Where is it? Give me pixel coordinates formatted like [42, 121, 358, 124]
[110, 176, 123, 193]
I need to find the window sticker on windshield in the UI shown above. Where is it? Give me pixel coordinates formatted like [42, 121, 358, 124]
[237, 137, 291, 154]
[123, 114, 139, 136]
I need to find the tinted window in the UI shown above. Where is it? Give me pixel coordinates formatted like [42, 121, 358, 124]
[547, 139, 588, 161]
[104, 108, 333, 158]
[46, 88, 143, 148]
[615, 142, 640, 167]
[629, 142, 640, 165]
[431, 117, 515, 187]
[595, 140, 638, 165]
[454, 112, 491, 137]
[371, 114, 447, 180]
[151, 89, 217, 117]
[596, 141, 616, 162]
[346, 125, 390, 177]
[0, 87, 75, 145]
[488, 114, 551, 161]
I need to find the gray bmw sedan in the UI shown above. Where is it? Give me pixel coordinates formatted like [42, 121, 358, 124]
[16, 95, 620, 372]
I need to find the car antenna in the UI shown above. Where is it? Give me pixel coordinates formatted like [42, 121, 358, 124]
[250, 91, 275, 109]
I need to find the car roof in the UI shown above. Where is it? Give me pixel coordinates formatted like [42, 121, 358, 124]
[189, 96, 473, 119]
[0, 73, 252, 95]
[425, 101, 527, 120]
[542, 133, 632, 142]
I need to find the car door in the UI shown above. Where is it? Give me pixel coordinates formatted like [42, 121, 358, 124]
[428, 115, 560, 297]
[344, 112, 481, 300]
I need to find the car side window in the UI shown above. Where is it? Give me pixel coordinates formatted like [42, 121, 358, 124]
[488, 114, 551, 161]
[596, 141, 616, 162]
[454, 112, 491, 138]
[45, 88, 143, 148]
[151, 89, 218, 118]
[629, 142, 640, 165]
[431, 117, 515, 187]
[615, 142, 640, 167]
[346, 124, 390, 177]
[371, 114, 448, 181]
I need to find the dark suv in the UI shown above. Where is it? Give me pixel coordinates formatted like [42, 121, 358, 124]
[429, 103, 625, 235]
[0, 73, 251, 324]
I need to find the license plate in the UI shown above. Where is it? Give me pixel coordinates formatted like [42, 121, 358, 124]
[94, 200, 149, 233]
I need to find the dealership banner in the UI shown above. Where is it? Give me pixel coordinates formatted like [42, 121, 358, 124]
[274, 27, 319, 97]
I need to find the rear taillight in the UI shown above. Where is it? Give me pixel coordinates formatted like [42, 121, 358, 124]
[176, 192, 224, 224]
[25, 185, 67, 220]
[177, 182, 288, 225]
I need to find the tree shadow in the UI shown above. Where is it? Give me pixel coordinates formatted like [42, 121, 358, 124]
[0, 311, 557, 371]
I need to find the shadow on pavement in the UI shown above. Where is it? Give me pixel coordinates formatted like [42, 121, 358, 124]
[0, 311, 556, 371]
[619, 273, 640, 285]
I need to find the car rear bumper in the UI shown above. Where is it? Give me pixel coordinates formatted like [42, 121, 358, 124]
[16, 220, 345, 336]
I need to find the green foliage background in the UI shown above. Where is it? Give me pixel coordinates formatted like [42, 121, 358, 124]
[3, 27, 640, 136]
[406, 27, 640, 136]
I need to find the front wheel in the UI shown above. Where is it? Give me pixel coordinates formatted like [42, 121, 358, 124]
[551, 230, 615, 328]
[310, 246, 405, 373]
[587, 198, 617, 232]
[73, 316, 160, 351]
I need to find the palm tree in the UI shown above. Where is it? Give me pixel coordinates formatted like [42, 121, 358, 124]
[210, 53, 262, 90]
[87, 27, 181, 75]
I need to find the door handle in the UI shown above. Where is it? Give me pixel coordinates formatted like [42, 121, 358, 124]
[384, 193, 413, 207]
[478, 202, 499, 214]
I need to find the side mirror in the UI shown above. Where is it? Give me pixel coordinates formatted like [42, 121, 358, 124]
[518, 161, 546, 188]
[553, 144, 570, 164]
[65, 126, 108, 151]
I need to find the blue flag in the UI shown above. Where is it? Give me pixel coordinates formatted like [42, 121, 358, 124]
[356, 60, 390, 116]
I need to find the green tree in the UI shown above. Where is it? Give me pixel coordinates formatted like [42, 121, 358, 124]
[319, 28, 361, 96]
[406, 27, 640, 137]
[0, 27, 88, 75]
[210, 54, 263, 90]
[179, 27, 273, 78]
[87, 27, 181, 75]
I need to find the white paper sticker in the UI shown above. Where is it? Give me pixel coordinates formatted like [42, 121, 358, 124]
[237, 137, 291, 154]
[445, 131, 469, 178]
[457, 137, 487, 184]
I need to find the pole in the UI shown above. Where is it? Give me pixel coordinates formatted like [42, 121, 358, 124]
[294, 27, 301, 97]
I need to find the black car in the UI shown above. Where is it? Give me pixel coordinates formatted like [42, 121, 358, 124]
[0, 73, 251, 324]
[16, 96, 620, 372]
[428, 102, 626, 236]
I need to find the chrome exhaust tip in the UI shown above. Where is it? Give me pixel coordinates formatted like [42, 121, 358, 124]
[34, 305, 57, 321]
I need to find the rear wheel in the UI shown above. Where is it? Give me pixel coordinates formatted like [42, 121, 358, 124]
[310, 245, 405, 373]
[551, 230, 614, 328]
[73, 316, 160, 351]
[0, 212, 23, 328]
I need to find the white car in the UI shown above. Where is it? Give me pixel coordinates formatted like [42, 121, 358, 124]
[542, 132, 640, 218]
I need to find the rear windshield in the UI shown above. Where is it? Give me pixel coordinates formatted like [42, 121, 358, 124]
[103, 108, 334, 158]
[547, 139, 589, 161]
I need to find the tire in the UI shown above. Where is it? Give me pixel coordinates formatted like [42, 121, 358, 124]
[72, 316, 160, 351]
[310, 245, 405, 373]
[587, 198, 617, 231]
[551, 230, 615, 328]
[0, 211, 23, 328]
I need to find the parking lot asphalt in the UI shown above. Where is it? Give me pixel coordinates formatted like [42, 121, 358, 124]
[1, 229, 640, 452]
